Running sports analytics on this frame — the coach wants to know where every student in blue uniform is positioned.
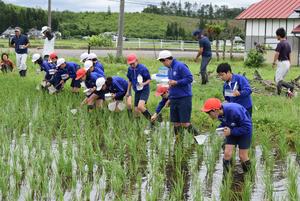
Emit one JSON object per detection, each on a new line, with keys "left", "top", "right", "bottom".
{"left": 151, "top": 84, "right": 169, "bottom": 122}
{"left": 216, "top": 63, "right": 253, "bottom": 117}
{"left": 31, "top": 53, "right": 56, "bottom": 83}
{"left": 201, "top": 98, "right": 252, "bottom": 177}
{"left": 87, "top": 53, "right": 105, "bottom": 73}
{"left": 75, "top": 68, "right": 104, "bottom": 111}
{"left": 157, "top": 50, "right": 200, "bottom": 138}
{"left": 126, "top": 53, "right": 152, "bottom": 120}
{"left": 84, "top": 60, "right": 105, "bottom": 77}
{"left": 100, "top": 76, "right": 128, "bottom": 101}
{"left": 56, "top": 58, "right": 81, "bottom": 93}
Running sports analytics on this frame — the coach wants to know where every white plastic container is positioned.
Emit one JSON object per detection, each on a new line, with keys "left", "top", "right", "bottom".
{"left": 105, "top": 93, "right": 113, "bottom": 101}
{"left": 216, "top": 127, "right": 225, "bottom": 135}
{"left": 136, "top": 74, "right": 143, "bottom": 91}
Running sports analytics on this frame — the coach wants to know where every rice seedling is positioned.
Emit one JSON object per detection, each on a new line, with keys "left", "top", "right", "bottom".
{"left": 287, "top": 157, "right": 299, "bottom": 201}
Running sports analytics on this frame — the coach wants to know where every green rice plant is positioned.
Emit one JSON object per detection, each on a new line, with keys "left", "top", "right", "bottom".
{"left": 287, "top": 158, "right": 299, "bottom": 201}
{"left": 263, "top": 168, "right": 274, "bottom": 201}
{"left": 241, "top": 174, "right": 253, "bottom": 201}
{"left": 277, "top": 130, "right": 288, "bottom": 160}
{"left": 220, "top": 170, "right": 233, "bottom": 201}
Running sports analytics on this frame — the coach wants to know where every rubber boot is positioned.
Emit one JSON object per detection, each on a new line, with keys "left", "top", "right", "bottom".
{"left": 23, "top": 69, "right": 27, "bottom": 77}
{"left": 19, "top": 70, "right": 23, "bottom": 77}
{"left": 142, "top": 110, "right": 152, "bottom": 121}
{"left": 223, "top": 159, "right": 233, "bottom": 179}
{"left": 200, "top": 72, "right": 207, "bottom": 85}
{"left": 241, "top": 160, "right": 251, "bottom": 173}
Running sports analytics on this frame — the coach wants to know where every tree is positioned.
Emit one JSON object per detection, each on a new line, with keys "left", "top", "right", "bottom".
{"left": 207, "top": 22, "right": 224, "bottom": 61}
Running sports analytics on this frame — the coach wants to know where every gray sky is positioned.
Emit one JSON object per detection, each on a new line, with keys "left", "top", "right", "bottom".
{"left": 3, "top": 0, "right": 260, "bottom": 12}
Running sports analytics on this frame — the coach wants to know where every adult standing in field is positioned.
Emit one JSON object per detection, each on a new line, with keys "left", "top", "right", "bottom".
{"left": 201, "top": 98, "right": 252, "bottom": 177}
{"left": 126, "top": 53, "right": 152, "bottom": 120}
{"left": 157, "top": 50, "right": 199, "bottom": 138}
{"left": 217, "top": 63, "right": 253, "bottom": 117}
{"left": 272, "top": 27, "right": 294, "bottom": 97}
{"left": 10, "top": 27, "right": 30, "bottom": 77}
{"left": 41, "top": 26, "right": 55, "bottom": 60}
{"left": 193, "top": 29, "right": 212, "bottom": 85}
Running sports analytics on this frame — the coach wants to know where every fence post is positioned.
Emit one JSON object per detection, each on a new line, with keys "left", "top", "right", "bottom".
{"left": 160, "top": 40, "right": 163, "bottom": 49}
{"left": 180, "top": 40, "right": 184, "bottom": 50}
{"left": 138, "top": 38, "right": 141, "bottom": 49}
{"left": 115, "top": 39, "right": 118, "bottom": 48}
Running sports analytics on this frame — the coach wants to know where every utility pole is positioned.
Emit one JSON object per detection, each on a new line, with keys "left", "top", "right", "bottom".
{"left": 48, "top": 0, "right": 52, "bottom": 28}
{"left": 116, "top": 0, "right": 125, "bottom": 58}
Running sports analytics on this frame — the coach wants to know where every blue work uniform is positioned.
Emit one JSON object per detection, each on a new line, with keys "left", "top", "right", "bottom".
{"left": 168, "top": 59, "right": 193, "bottom": 123}
{"left": 223, "top": 74, "right": 253, "bottom": 116}
{"left": 109, "top": 76, "right": 128, "bottom": 101}
{"left": 94, "top": 61, "right": 105, "bottom": 73}
{"left": 126, "top": 63, "right": 151, "bottom": 107}
{"left": 218, "top": 103, "right": 252, "bottom": 149}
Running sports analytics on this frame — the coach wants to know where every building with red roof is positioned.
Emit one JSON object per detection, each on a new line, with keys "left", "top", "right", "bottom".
{"left": 236, "top": 0, "right": 300, "bottom": 65}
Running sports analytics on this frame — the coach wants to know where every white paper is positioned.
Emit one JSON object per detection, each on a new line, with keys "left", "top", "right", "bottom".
{"left": 194, "top": 135, "right": 208, "bottom": 145}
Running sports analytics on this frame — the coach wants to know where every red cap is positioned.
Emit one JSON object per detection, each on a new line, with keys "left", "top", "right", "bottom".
{"left": 127, "top": 53, "right": 137, "bottom": 64}
{"left": 49, "top": 52, "right": 57, "bottom": 59}
{"left": 201, "top": 98, "right": 222, "bottom": 112}
{"left": 155, "top": 84, "right": 169, "bottom": 96}
{"left": 75, "top": 68, "right": 86, "bottom": 80}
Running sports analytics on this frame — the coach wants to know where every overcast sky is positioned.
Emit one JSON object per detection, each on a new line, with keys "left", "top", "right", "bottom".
{"left": 3, "top": 0, "right": 260, "bottom": 12}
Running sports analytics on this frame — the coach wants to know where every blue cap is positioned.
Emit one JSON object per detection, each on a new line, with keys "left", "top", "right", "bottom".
{"left": 192, "top": 29, "right": 202, "bottom": 36}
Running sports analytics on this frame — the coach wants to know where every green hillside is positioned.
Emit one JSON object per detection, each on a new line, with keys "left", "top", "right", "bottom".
{"left": 0, "top": 0, "right": 244, "bottom": 39}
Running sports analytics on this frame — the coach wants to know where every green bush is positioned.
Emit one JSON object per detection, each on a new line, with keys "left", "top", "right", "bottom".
{"left": 244, "top": 49, "right": 265, "bottom": 68}
{"left": 87, "top": 34, "right": 113, "bottom": 47}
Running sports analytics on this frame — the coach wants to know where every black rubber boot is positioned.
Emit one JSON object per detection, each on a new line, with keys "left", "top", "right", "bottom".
{"left": 23, "top": 69, "right": 27, "bottom": 77}
{"left": 186, "top": 125, "right": 200, "bottom": 136}
{"left": 223, "top": 159, "right": 233, "bottom": 178}
{"left": 200, "top": 72, "right": 207, "bottom": 85}
{"left": 241, "top": 160, "right": 251, "bottom": 173}
{"left": 142, "top": 110, "right": 152, "bottom": 121}
{"left": 19, "top": 70, "right": 23, "bottom": 77}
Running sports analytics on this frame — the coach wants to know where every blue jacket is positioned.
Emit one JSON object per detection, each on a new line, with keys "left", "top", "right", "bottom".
{"left": 127, "top": 63, "right": 151, "bottom": 92}
{"left": 11, "top": 34, "right": 29, "bottom": 54}
{"left": 199, "top": 36, "right": 212, "bottom": 57}
{"left": 223, "top": 74, "right": 252, "bottom": 110}
{"left": 168, "top": 59, "right": 193, "bottom": 99}
{"left": 95, "top": 61, "right": 104, "bottom": 73}
{"left": 39, "top": 60, "right": 53, "bottom": 80}
{"left": 109, "top": 76, "right": 128, "bottom": 99}
{"left": 85, "top": 72, "right": 103, "bottom": 88}
{"left": 155, "top": 97, "right": 168, "bottom": 113}
{"left": 65, "top": 62, "right": 80, "bottom": 79}
{"left": 218, "top": 103, "right": 252, "bottom": 136}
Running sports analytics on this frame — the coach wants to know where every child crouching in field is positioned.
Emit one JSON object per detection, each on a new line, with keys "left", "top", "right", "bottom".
{"left": 0, "top": 53, "right": 14, "bottom": 73}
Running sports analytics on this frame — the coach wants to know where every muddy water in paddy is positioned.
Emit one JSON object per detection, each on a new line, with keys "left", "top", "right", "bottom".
{"left": 5, "top": 124, "right": 300, "bottom": 200}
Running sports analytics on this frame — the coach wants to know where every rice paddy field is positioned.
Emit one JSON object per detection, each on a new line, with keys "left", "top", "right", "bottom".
{"left": 0, "top": 53, "right": 300, "bottom": 201}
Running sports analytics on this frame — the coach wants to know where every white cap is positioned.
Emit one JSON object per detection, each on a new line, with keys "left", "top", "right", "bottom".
{"left": 41, "top": 26, "right": 49, "bottom": 34}
{"left": 80, "top": 52, "right": 89, "bottom": 62}
{"left": 56, "top": 58, "right": 66, "bottom": 67}
{"left": 84, "top": 60, "right": 93, "bottom": 70}
{"left": 32, "top": 53, "right": 41, "bottom": 62}
{"left": 157, "top": 50, "right": 172, "bottom": 60}
{"left": 96, "top": 77, "right": 106, "bottom": 91}
{"left": 87, "top": 53, "right": 97, "bottom": 60}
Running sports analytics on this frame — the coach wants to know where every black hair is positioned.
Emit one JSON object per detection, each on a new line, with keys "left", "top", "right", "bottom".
{"left": 1, "top": 53, "right": 9, "bottom": 60}
{"left": 276, "top": 28, "right": 286, "bottom": 38}
{"left": 216, "top": 63, "right": 232, "bottom": 74}
{"left": 106, "top": 76, "right": 113, "bottom": 87}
